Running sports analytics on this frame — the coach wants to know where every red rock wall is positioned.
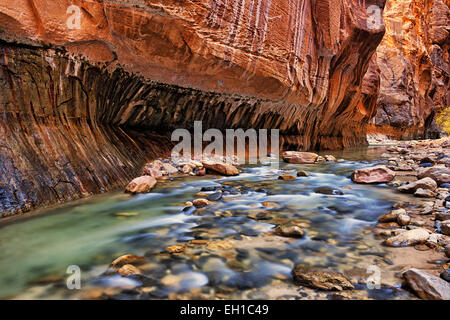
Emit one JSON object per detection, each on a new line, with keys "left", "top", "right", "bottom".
{"left": 0, "top": 0, "right": 386, "bottom": 215}
{"left": 368, "top": 0, "right": 449, "bottom": 139}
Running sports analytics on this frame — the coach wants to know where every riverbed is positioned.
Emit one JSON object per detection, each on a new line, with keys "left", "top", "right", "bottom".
{"left": 0, "top": 146, "right": 420, "bottom": 299}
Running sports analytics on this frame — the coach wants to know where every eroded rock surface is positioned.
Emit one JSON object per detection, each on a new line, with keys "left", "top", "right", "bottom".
{"left": 367, "top": 0, "right": 449, "bottom": 139}
{"left": 0, "top": 0, "right": 387, "bottom": 215}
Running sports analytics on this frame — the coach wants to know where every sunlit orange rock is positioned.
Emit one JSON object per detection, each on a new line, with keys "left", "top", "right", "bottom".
{"left": 368, "top": 0, "right": 449, "bottom": 140}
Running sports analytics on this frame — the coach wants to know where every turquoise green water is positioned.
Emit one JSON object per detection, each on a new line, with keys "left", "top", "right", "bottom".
{"left": 0, "top": 147, "right": 415, "bottom": 299}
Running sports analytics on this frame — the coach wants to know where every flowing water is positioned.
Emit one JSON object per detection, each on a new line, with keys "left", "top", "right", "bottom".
{"left": 0, "top": 146, "right": 417, "bottom": 299}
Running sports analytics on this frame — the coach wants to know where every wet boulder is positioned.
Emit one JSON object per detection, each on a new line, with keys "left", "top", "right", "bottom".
{"left": 282, "top": 151, "right": 319, "bottom": 164}
{"left": 125, "top": 176, "right": 157, "bottom": 194}
{"left": 202, "top": 160, "right": 239, "bottom": 176}
{"left": 402, "top": 268, "right": 450, "bottom": 300}
{"left": 351, "top": 165, "right": 395, "bottom": 184}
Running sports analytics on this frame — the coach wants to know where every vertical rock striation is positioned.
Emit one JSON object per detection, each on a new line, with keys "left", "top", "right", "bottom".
{"left": 0, "top": 0, "right": 386, "bottom": 216}
{"left": 368, "top": 0, "right": 449, "bottom": 139}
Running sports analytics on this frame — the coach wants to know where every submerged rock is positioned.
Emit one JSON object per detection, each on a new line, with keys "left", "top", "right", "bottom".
{"left": 193, "top": 198, "right": 212, "bottom": 207}
{"left": 206, "top": 240, "right": 234, "bottom": 250}
{"left": 207, "top": 192, "right": 223, "bottom": 201}
{"left": 278, "top": 175, "right": 296, "bottom": 180}
{"left": 110, "top": 255, "right": 146, "bottom": 270}
{"left": 351, "top": 166, "right": 395, "bottom": 184}
{"left": 292, "top": 265, "right": 354, "bottom": 291}
{"left": 402, "top": 268, "right": 450, "bottom": 300}
{"left": 118, "top": 264, "right": 142, "bottom": 277}
{"left": 314, "top": 187, "right": 344, "bottom": 196}
{"left": 125, "top": 176, "right": 157, "bottom": 194}
{"left": 274, "top": 225, "right": 305, "bottom": 238}
{"left": 384, "top": 228, "right": 430, "bottom": 247}
{"left": 282, "top": 151, "right": 318, "bottom": 164}
{"left": 297, "top": 170, "right": 310, "bottom": 177}
{"left": 165, "top": 245, "right": 186, "bottom": 254}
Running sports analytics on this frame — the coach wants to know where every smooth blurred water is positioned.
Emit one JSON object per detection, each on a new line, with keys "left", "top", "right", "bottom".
{"left": 0, "top": 146, "right": 415, "bottom": 299}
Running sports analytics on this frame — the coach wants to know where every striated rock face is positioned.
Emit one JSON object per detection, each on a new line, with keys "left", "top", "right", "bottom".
{"left": 0, "top": 0, "right": 386, "bottom": 215}
{"left": 367, "top": 0, "right": 449, "bottom": 139}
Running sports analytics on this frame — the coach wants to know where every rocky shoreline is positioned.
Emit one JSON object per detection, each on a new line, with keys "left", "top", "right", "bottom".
{"left": 94, "top": 138, "right": 450, "bottom": 300}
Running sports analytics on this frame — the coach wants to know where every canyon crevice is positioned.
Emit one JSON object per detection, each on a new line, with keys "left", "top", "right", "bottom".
{"left": 368, "top": 0, "right": 449, "bottom": 139}
{"left": 0, "top": 0, "right": 388, "bottom": 216}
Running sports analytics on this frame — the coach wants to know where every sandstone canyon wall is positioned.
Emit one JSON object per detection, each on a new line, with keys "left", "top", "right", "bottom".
{"left": 0, "top": 0, "right": 386, "bottom": 216}
{"left": 368, "top": 0, "right": 449, "bottom": 139}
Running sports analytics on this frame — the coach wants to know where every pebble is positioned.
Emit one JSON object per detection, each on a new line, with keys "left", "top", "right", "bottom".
{"left": 165, "top": 245, "right": 186, "bottom": 253}
{"left": 206, "top": 240, "right": 234, "bottom": 250}
{"left": 193, "top": 199, "right": 212, "bottom": 208}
